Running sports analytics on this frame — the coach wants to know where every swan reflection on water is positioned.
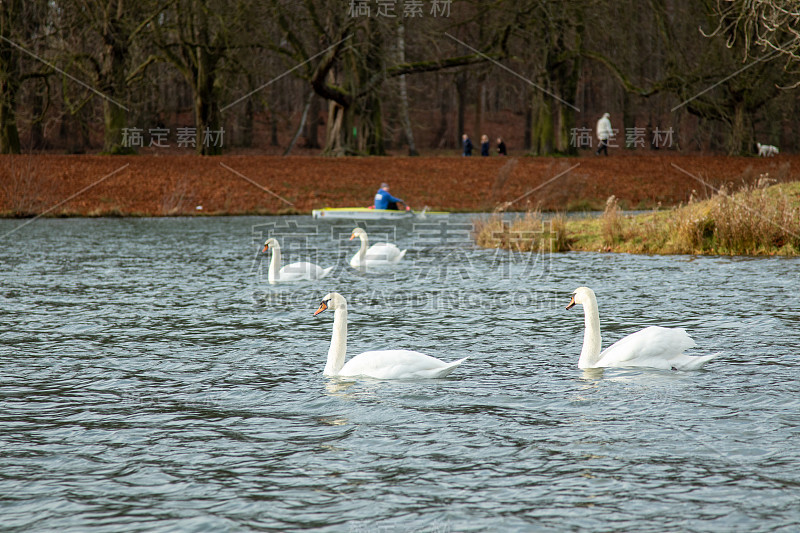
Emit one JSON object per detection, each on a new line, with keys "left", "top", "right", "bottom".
{"left": 579, "top": 368, "right": 605, "bottom": 382}
{"left": 324, "top": 378, "right": 359, "bottom": 398}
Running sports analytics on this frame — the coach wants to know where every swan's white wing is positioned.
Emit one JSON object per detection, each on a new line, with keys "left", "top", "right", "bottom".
{"left": 277, "top": 262, "right": 330, "bottom": 281}
{"left": 364, "top": 243, "right": 406, "bottom": 264}
{"left": 595, "top": 326, "right": 710, "bottom": 370}
{"left": 339, "top": 349, "right": 466, "bottom": 379}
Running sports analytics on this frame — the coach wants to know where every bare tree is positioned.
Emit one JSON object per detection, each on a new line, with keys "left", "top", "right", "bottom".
{"left": 0, "top": 0, "right": 51, "bottom": 153}
{"left": 709, "top": 0, "right": 800, "bottom": 64}
{"left": 152, "top": 0, "right": 265, "bottom": 155}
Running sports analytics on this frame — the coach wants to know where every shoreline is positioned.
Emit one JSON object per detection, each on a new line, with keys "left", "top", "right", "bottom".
{"left": 1, "top": 154, "right": 796, "bottom": 218}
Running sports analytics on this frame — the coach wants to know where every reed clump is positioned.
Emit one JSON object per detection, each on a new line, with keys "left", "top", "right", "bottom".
{"left": 474, "top": 210, "right": 570, "bottom": 253}
{"left": 602, "top": 195, "right": 625, "bottom": 246}
{"left": 475, "top": 177, "right": 800, "bottom": 256}
{"left": 667, "top": 177, "right": 800, "bottom": 255}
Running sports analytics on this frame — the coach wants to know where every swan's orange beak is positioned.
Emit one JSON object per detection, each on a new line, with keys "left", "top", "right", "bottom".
{"left": 262, "top": 244, "right": 269, "bottom": 253}
{"left": 349, "top": 234, "right": 355, "bottom": 241}
{"left": 314, "top": 302, "right": 328, "bottom": 316}
{"left": 566, "top": 295, "right": 576, "bottom": 310}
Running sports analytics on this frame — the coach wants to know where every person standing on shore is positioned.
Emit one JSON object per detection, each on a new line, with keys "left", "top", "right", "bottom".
{"left": 497, "top": 137, "right": 507, "bottom": 155}
{"left": 462, "top": 133, "right": 473, "bottom": 156}
{"left": 595, "top": 113, "right": 612, "bottom": 156}
{"left": 480, "top": 134, "right": 490, "bottom": 156}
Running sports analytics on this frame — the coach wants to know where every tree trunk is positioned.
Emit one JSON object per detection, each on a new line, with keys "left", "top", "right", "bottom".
{"left": 0, "top": 74, "right": 21, "bottom": 154}
{"left": 434, "top": 85, "right": 450, "bottom": 149}
{"left": 193, "top": 46, "right": 222, "bottom": 155}
{"left": 303, "top": 94, "right": 320, "bottom": 149}
{"left": 622, "top": 91, "right": 633, "bottom": 151}
{"left": 554, "top": 59, "right": 581, "bottom": 155}
{"left": 396, "top": 19, "right": 418, "bottom": 156}
{"left": 324, "top": 100, "right": 345, "bottom": 156}
{"left": 270, "top": 111, "right": 279, "bottom": 146}
{"left": 285, "top": 89, "right": 314, "bottom": 155}
{"left": 240, "top": 74, "right": 254, "bottom": 148}
{"left": 524, "top": 88, "right": 532, "bottom": 151}
{"left": 0, "top": 0, "right": 22, "bottom": 154}
{"left": 474, "top": 76, "right": 485, "bottom": 146}
{"left": 555, "top": 102, "right": 576, "bottom": 154}
{"left": 30, "top": 84, "right": 45, "bottom": 149}
{"left": 99, "top": 0, "right": 130, "bottom": 154}
{"left": 364, "top": 93, "right": 385, "bottom": 155}
{"left": 531, "top": 92, "right": 554, "bottom": 156}
{"left": 455, "top": 72, "right": 467, "bottom": 144}
{"left": 729, "top": 97, "right": 751, "bottom": 155}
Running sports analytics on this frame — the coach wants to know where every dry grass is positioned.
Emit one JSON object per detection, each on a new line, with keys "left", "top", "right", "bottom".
{"left": 668, "top": 176, "right": 800, "bottom": 255}
{"left": 475, "top": 176, "right": 800, "bottom": 256}
{"left": 0, "top": 155, "right": 53, "bottom": 216}
{"left": 602, "top": 195, "right": 624, "bottom": 246}
{"left": 474, "top": 210, "right": 569, "bottom": 253}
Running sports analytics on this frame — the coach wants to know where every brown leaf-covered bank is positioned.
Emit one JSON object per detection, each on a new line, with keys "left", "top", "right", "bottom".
{"left": 0, "top": 154, "right": 795, "bottom": 217}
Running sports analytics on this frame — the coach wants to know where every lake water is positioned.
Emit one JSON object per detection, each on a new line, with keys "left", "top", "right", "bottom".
{"left": 1, "top": 215, "right": 798, "bottom": 532}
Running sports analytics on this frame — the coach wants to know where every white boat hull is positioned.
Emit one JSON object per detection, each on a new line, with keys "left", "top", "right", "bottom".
{"left": 311, "top": 207, "right": 448, "bottom": 220}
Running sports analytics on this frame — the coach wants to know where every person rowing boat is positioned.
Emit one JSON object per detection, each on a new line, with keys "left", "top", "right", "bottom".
{"left": 374, "top": 183, "right": 407, "bottom": 211}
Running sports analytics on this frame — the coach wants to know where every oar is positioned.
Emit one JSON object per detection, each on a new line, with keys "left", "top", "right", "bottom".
{"left": 401, "top": 202, "right": 417, "bottom": 216}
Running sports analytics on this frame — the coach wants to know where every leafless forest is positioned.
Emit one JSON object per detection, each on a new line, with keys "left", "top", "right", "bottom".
{"left": 1, "top": 0, "right": 798, "bottom": 156}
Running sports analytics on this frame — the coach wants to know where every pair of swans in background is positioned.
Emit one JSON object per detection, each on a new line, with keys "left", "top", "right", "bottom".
{"left": 312, "top": 287, "right": 718, "bottom": 380}
{"left": 261, "top": 227, "right": 405, "bottom": 284}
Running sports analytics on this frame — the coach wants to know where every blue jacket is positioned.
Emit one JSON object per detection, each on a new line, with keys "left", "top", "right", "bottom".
{"left": 374, "top": 188, "right": 403, "bottom": 209}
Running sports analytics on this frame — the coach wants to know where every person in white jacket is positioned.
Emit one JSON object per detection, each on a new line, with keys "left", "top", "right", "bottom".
{"left": 595, "top": 113, "right": 612, "bottom": 156}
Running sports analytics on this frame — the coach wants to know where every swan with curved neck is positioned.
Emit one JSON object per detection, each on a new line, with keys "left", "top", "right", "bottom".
{"left": 314, "top": 292, "right": 466, "bottom": 379}
{"left": 349, "top": 228, "right": 406, "bottom": 269}
{"left": 566, "top": 286, "right": 718, "bottom": 370}
{"left": 262, "top": 238, "right": 333, "bottom": 284}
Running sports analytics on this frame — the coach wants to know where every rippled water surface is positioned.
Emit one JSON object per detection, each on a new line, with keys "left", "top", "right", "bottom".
{"left": 1, "top": 215, "right": 798, "bottom": 532}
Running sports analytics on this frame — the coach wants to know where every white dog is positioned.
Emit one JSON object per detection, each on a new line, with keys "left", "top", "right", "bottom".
{"left": 757, "top": 142, "right": 779, "bottom": 157}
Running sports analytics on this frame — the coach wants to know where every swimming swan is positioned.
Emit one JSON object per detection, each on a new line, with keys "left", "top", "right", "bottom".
{"left": 349, "top": 227, "right": 406, "bottom": 268}
{"left": 314, "top": 292, "right": 466, "bottom": 379}
{"left": 566, "top": 287, "right": 718, "bottom": 370}
{"left": 262, "top": 238, "right": 333, "bottom": 284}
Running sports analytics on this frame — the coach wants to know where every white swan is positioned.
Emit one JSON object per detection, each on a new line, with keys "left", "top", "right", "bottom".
{"left": 262, "top": 238, "right": 333, "bottom": 284}
{"left": 314, "top": 292, "right": 467, "bottom": 379}
{"left": 566, "top": 287, "right": 718, "bottom": 370}
{"left": 349, "top": 227, "right": 406, "bottom": 268}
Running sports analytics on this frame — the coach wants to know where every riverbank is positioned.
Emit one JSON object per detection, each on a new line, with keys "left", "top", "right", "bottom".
{"left": 0, "top": 153, "right": 796, "bottom": 217}
{"left": 475, "top": 179, "right": 800, "bottom": 256}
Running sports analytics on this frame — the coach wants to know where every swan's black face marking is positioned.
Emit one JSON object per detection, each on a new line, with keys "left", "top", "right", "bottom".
{"left": 566, "top": 294, "right": 577, "bottom": 310}
{"left": 314, "top": 299, "right": 331, "bottom": 316}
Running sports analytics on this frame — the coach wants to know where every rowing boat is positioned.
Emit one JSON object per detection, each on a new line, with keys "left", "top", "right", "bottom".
{"left": 311, "top": 207, "right": 449, "bottom": 220}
